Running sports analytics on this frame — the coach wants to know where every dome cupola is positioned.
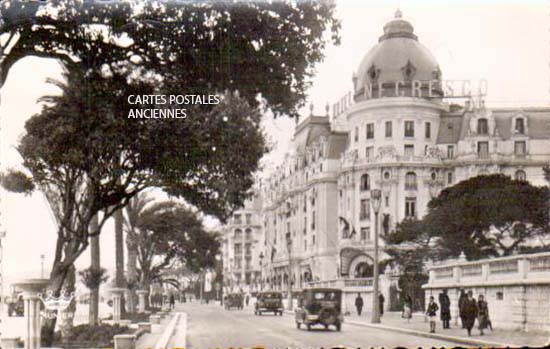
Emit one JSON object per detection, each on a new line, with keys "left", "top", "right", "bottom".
{"left": 354, "top": 10, "right": 443, "bottom": 101}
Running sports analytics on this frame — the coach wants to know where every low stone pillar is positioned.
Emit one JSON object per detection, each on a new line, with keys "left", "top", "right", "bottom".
{"left": 149, "top": 314, "right": 161, "bottom": 324}
{"left": 136, "top": 290, "right": 148, "bottom": 313}
{"left": 114, "top": 334, "right": 136, "bottom": 349}
{"left": 23, "top": 292, "right": 42, "bottom": 349}
{"left": 109, "top": 288, "right": 126, "bottom": 322}
{"left": 138, "top": 322, "right": 152, "bottom": 333}
{"left": 12, "top": 279, "right": 49, "bottom": 349}
{"left": 1, "top": 337, "right": 19, "bottom": 349}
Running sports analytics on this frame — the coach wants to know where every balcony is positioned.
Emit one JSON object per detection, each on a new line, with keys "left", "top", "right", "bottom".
{"left": 307, "top": 277, "right": 373, "bottom": 289}
{"left": 339, "top": 238, "right": 372, "bottom": 249}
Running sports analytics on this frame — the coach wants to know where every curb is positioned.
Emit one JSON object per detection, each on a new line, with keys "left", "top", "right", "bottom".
{"left": 346, "top": 320, "right": 514, "bottom": 348}
{"left": 153, "top": 312, "right": 181, "bottom": 349}
{"left": 286, "top": 310, "right": 514, "bottom": 347}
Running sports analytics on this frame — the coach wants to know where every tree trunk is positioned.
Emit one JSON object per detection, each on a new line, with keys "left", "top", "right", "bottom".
{"left": 126, "top": 238, "right": 138, "bottom": 313}
{"left": 114, "top": 208, "right": 126, "bottom": 315}
{"left": 89, "top": 214, "right": 100, "bottom": 326}
{"left": 59, "top": 264, "right": 76, "bottom": 341}
{"left": 115, "top": 208, "right": 124, "bottom": 287}
{"left": 41, "top": 264, "right": 70, "bottom": 347}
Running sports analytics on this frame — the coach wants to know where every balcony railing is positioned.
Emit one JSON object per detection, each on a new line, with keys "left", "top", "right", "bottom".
{"left": 307, "top": 277, "right": 373, "bottom": 289}
{"left": 424, "top": 252, "right": 550, "bottom": 288}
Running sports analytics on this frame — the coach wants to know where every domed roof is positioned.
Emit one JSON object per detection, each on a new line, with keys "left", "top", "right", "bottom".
{"left": 354, "top": 10, "right": 441, "bottom": 92}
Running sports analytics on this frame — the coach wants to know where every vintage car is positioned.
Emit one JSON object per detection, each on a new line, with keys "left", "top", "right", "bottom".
{"left": 7, "top": 293, "right": 24, "bottom": 317}
{"left": 295, "top": 288, "right": 343, "bottom": 331}
{"left": 224, "top": 293, "right": 244, "bottom": 310}
{"left": 254, "top": 291, "right": 284, "bottom": 316}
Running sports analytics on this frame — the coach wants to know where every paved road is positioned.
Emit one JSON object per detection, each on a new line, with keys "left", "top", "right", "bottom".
{"left": 182, "top": 302, "right": 461, "bottom": 348}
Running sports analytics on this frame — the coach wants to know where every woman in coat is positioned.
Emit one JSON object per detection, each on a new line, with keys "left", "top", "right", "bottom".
{"left": 477, "top": 295, "right": 490, "bottom": 335}
{"left": 458, "top": 289, "right": 467, "bottom": 328}
{"left": 462, "top": 291, "right": 479, "bottom": 336}
{"left": 439, "top": 289, "right": 451, "bottom": 329}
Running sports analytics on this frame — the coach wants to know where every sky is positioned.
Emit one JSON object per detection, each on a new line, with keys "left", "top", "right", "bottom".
{"left": 1, "top": 0, "right": 550, "bottom": 289}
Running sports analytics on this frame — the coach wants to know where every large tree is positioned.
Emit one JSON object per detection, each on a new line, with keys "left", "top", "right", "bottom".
{"left": 385, "top": 174, "right": 550, "bottom": 263}
{"left": 0, "top": 0, "right": 340, "bottom": 117}
{"left": 130, "top": 201, "right": 220, "bottom": 298}
{"left": 3, "top": 66, "right": 265, "bottom": 343}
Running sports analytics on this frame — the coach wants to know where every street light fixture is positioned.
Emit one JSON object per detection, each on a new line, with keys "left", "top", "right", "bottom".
{"left": 370, "top": 188, "right": 382, "bottom": 324}
{"left": 285, "top": 232, "right": 293, "bottom": 310}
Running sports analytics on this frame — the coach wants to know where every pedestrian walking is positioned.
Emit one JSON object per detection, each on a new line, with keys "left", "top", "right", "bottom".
{"left": 425, "top": 296, "right": 439, "bottom": 333}
{"left": 169, "top": 293, "right": 175, "bottom": 309}
{"left": 245, "top": 294, "right": 250, "bottom": 307}
{"left": 355, "top": 293, "right": 364, "bottom": 316}
{"left": 439, "top": 289, "right": 451, "bottom": 329}
{"left": 462, "top": 291, "right": 478, "bottom": 336}
{"left": 402, "top": 294, "right": 412, "bottom": 323}
{"left": 458, "top": 289, "right": 467, "bottom": 328}
{"left": 477, "top": 295, "right": 490, "bottom": 335}
{"left": 379, "top": 294, "right": 385, "bottom": 316}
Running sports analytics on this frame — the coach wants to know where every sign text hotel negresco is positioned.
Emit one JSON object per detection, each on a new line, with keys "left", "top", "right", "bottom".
{"left": 333, "top": 79, "right": 488, "bottom": 118}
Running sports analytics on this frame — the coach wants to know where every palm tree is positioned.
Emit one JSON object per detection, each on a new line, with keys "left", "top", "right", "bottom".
{"left": 123, "top": 193, "right": 153, "bottom": 312}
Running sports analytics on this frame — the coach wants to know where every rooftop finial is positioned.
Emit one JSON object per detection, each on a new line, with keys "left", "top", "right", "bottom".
{"left": 325, "top": 102, "right": 330, "bottom": 117}
{"left": 395, "top": 8, "right": 402, "bottom": 19}
{"left": 309, "top": 103, "right": 314, "bottom": 116}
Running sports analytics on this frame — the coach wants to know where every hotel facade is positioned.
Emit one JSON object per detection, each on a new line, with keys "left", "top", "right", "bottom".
{"left": 222, "top": 11, "right": 550, "bottom": 312}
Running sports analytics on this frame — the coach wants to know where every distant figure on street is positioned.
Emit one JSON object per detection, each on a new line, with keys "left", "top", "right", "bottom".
{"left": 355, "top": 293, "right": 364, "bottom": 316}
{"left": 245, "top": 294, "right": 250, "bottom": 306}
{"left": 378, "top": 294, "right": 385, "bottom": 316}
{"left": 439, "top": 289, "right": 451, "bottom": 329}
{"left": 462, "top": 291, "right": 479, "bottom": 336}
{"left": 169, "top": 294, "right": 175, "bottom": 309}
{"left": 458, "top": 289, "right": 467, "bottom": 328}
{"left": 425, "top": 296, "right": 439, "bottom": 333}
{"left": 402, "top": 294, "right": 412, "bottom": 322}
{"left": 477, "top": 295, "right": 490, "bottom": 335}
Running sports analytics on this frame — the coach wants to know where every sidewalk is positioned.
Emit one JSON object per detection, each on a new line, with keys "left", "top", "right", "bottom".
{"left": 344, "top": 311, "right": 548, "bottom": 347}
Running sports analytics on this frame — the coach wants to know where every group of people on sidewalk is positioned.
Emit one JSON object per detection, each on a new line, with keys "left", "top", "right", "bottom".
{"left": 354, "top": 293, "right": 385, "bottom": 316}
{"left": 426, "top": 289, "right": 492, "bottom": 336}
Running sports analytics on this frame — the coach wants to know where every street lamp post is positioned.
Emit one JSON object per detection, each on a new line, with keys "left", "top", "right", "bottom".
{"left": 285, "top": 232, "right": 292, "bottom": 310}
{"left": 370, "top": 189, "right": 382, "bottom": 324}
{"left": 259, "top": 252, "right": 264, "bottom": 291}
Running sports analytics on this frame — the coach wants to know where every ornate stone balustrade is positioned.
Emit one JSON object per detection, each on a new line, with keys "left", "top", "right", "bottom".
{"left": 425, "top": 252, "right": 550, "bottom": 288}
{"left": 423, "top": 252, "right": 550, "bottom": 332}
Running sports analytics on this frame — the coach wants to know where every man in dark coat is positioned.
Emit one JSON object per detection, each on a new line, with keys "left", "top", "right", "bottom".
{"left": 379, "top": 294, "right": 385, "bottom": 316}
{"left": 458, "top": 289, "right": 467, "bottom": 328}
{"left": 355, "top": 293, "right": 364, "bottom": 316}
{"left": 462, "top": 291, "right": 478, "bottom": 336}
{"left": 439, "top": 289, "right": 451, "bottom": 329}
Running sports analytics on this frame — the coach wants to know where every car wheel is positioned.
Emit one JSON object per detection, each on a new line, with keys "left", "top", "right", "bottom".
{"left": 296, "top": 322, "right": 301, "bottom": 329}
{"left": 280, "top": 311, "right": 283, "bottom": 316}
{"left": 307, "top": 324, "right": 311, "bottom": 331}
{"left": 324, "top": 324, "right": 329, "bottom": 330}
{"left": 259, "top": 311, "right": 262, "bottom": 315}
{"left": 336, "top": 322, "right": 341, "bottom": 332}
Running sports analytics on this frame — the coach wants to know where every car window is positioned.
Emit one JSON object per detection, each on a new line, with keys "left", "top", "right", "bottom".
{"left": 313, "top": 292, "right": 326, "bottom": 300}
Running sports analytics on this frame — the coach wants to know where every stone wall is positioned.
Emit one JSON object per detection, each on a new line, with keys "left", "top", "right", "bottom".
{"left": 423, "top": 252, "right": 550, "bottom": 332}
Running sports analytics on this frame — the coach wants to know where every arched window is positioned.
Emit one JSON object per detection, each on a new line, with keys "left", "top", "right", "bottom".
{"left": 405, "top": 172, "right": 417, "bottom": 190}
{"left": 477, "top": 118, "right": 489, "bottom": 135}
{"left": 515, "top": 170, "right": 527, "bottom": 181}
{"left": 360, "top": 174, "right": 370, "bottom": 191}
